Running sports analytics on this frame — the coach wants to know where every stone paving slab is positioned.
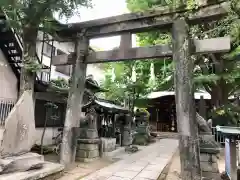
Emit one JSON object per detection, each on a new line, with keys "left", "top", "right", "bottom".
{"left": 81, "top": 139, "right": 178, "bottom": 180}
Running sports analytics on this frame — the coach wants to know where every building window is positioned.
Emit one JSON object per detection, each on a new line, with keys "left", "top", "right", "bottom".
{"left": 35, "top": 100, "right": 66, "bottom": 127}
{"left": 43, "top": 42, "right": 56, "bottom": 57}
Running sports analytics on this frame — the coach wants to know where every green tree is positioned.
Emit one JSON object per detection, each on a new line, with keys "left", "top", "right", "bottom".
{"left": 0, "top": 0, "right": 92, "bottom": 96}
{"left": 101, "top": 54, "right": 173, "bottom": 104}
{"left": 127, "top": 0, "right": 240, "bottom": 113}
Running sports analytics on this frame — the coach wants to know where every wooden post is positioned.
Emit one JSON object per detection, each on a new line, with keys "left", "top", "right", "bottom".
{"left": 172, "top": 17, "right": 201, "bottom": 180}
{"left": 113, "top": 114, "right": 117, "bottom": 137}
{"left": 60, "top": 35, "right": 89, "bottom": 168}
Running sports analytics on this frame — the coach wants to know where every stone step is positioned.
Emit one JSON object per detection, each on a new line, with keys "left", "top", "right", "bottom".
{"left": 0, "top": 161, "right": 64, "bottom": 180}
{"left": 0, "top": 153, "right": 44, "bottom": 174}
{"left": 2, "top": 152, "right": 44, "bottom": 162}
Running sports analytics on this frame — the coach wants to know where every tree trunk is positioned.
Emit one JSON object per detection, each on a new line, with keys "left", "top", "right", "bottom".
{"left": 173, "top": 18, "right": 201, "bottom": 180}
{"left": 211, "top": 82, "right": 228, "bottom": 109}
{"left": 210, "top": 57, "right": 229, "bottom": 109}
{"left": 60, "top": 36, "right": 89, "bottom": 168}
{"left": 20, "top": 25, "right": 38, "bottom": 98}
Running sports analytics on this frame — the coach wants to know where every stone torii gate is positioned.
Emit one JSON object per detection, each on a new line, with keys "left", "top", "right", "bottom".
{"left": 53, "top": 1, "right": 230, "bottom": 179}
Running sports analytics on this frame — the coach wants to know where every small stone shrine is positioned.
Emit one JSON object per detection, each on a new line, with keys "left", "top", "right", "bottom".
{"left": 81, "top": 98, "right": 130, "bottom": 153}
{"left": 76, "top": 108, "right": 100, "bottom": 162}
{"left": 132, "top": 109, "right": 151, "bottom": 145}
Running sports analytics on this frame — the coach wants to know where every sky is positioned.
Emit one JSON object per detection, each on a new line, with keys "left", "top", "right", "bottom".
{"left": 59, "top": 0, "right": 137, "bottom": 50}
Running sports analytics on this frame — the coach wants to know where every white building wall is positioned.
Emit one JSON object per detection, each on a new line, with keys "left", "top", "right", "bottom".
{"left": 35, "top": 127, "right": 60, "bottom": 146}
{"left": 0, "top": 49, "right": 18, "bottom": 100}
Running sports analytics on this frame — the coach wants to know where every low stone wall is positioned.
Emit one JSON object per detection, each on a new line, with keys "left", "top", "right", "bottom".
{"left": 101, "top": 138, "right": 116, "bottom": 152}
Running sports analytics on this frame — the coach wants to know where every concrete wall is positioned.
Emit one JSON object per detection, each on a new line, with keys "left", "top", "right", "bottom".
{"left": 0, "top": 49, "right": 18, "bottom": 100}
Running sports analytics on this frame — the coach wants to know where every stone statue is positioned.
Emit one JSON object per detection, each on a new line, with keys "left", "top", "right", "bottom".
{"left": 132, "top": 110, "right": 153, "bottom": 145}
{"left": 196, "top": 112, "right": 212, "bottom": 133}
{"left": 196, "top": 113, "right": 221, "bottom": 179}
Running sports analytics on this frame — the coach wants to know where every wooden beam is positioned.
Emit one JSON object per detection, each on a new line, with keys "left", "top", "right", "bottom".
{"left": 172, "top": 17, "right": 201, "bottom": 179}
{"left": 52, "top": 36, "right": 230, "bottom": 65}
{"left": 59, "top": 2, "right": 229, "bottom": 38}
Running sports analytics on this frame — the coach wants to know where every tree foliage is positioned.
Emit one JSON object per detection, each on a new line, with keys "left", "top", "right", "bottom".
{"left": 100, "top": 0, "right": 240, "bottom": 122}
{"left": 100, "top": 56, "right": 174, "bottom": 103}
{"left": 0, "top": 0, "right": 92, "bottom": 94}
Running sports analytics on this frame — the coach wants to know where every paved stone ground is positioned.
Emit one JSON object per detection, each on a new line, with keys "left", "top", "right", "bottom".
{"left": 81, "top": 139, "right": 178, "bottom": 180}
{"left": 57, "top": 159, "right": 114, "bottom": 180}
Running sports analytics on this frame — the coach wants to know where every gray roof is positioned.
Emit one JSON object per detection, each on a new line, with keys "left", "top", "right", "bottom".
{"left": 82, "top": 99, "right": 129, "bottom": 113}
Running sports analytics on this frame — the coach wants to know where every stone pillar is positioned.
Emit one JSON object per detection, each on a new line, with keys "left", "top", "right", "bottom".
{"left": 122, "top": 114, "right": 132, "bottom": 146}
{"left": 60, "top": 36, "right": 89, "bottom": 167}
{"left": 172, "top": 17, "right": 201, "bottom": 179}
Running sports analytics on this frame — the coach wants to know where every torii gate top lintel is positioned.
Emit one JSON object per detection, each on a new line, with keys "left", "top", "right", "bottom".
{"left": 57, "top": 1, "right": 229, "bottom": 39}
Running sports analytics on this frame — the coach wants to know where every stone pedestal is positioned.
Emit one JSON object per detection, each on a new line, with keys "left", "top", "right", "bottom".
{"left": 200, "top": 153, "right": 219, "bottom": 178}
{"left": 122, "top": 127, "right": 132, "bottom": 146}
{"left": 76, "top": 139, "right": 100, "bottom": 162}
{"left": 132, "top": 124, "right": 149, "bottom": 145}
{"left": 76, "top": 127, "right": 100, "bottom": 162}
{"left": 101, "top": 138, "right": 116, "bottom": 152}
{"left": 199, "top": 134, "right": 221, "bottom": 179}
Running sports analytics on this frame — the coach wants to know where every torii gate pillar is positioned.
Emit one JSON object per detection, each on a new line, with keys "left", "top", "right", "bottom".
{"left": 173, "top": 17, "right": 201, "bottom": 180}
{"left": 60, "top": 36, "right": 89, "bottom": 168}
